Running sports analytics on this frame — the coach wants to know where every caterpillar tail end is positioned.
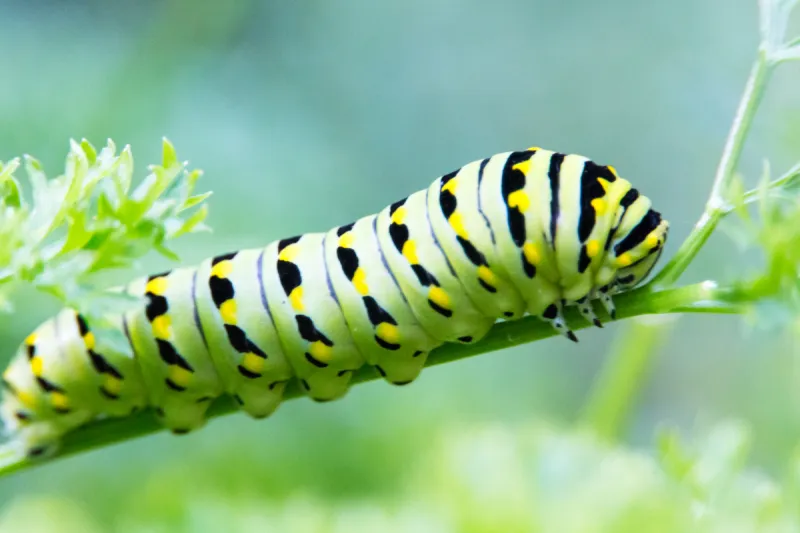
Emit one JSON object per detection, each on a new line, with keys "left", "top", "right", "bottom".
{"left": 0, "top": 401, "right": 61, "bottom": 464}
{"left": 0, "top": 424, "right": 60, "bottom": 470}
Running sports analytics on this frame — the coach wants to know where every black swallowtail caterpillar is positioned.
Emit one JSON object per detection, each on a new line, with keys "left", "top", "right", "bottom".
{"left": 0, "top": 147, "right": 669, "bottom": 458}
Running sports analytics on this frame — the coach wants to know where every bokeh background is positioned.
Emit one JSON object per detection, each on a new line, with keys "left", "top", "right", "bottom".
{"left": 0, "top": 0, "right": 799, "bottom": 531}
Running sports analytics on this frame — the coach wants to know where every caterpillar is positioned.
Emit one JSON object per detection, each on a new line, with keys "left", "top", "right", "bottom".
{"left": 0, "top": 147, "right": 669, "bottom": 459}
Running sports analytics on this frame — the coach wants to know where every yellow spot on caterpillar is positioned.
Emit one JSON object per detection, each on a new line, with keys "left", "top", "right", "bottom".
{"left": 512, "top": 159, "right": 531, "bottom": 175}
{"left": 17, "top": 391, "right": 35, "bottom": 408}
{"left": 30, "top": 356, "right": 43, "bottom": 377}
{"left": 211, "top": 260, "right": 233, "bottom": 279}
{"left": 448, "top": 212, "right": 468, "bottom": 238}
{"left": 402, "top": 240, "right": 418, "bottom": 264}
{"left": 220, "top": 299, "right": 237, "bottom": 325}
{"left": 586, "top": 239, "right": 601, "bottom": 258}
{"left": 152, "top": 315, "right": 172, "bottom": 341}
{"left": 352, "top": 268, "right": 369, "bottom": 295}
{"left": 339, "top": 232, "right": 354, "bottom": 248}
{"left": 288, "top": 287, "right": 305, "bottom": 312}
{"left": 523, "top": 242, "right": 541, "bottom": 266}
{"left": 308, "top": 341, "right": 332, "bottom": 362}
{"left": 278, "top": 244, "right": 299, "bottom": 262}
{"left": 507, "top": 190, "right": 530, "bottom": 213}
{"left": 51, "top": 391, "right": 69, "bottom": 410}
{"left": 646, "top": 234, "right": 659, "bottom": 248}
{"left": 376, "top": 323, "right": 400, "bottom": 345}
{"left": 617, "top": 253, "right": 633, "bottom": 267}
{"left": 527, "top": 146, "right": 542, "bottom": 151}
{"left": 146, "top": 276, "right": 168, "bottom": 296}
{"left": 241, "top": 352, "right": 265, "bottom": 374}
{"left": 83, "top": 332, "right": 95, "bottom": 350}
{"left": 477, "top": 265, "right": 497, "bottom": 287}
{"left": 607, "top": 166, "right": 620, "bottom": 178}
{"left": 104, "top": 375, "right": 122, "bottom": 396}
{"left": 168, "top": 365, "right": 192, "bottom": 388}
{"left": 391, "top": 206, "right": 407, "bottom": 225}
{"left": 597, "top": 177, "right": 612, "bottom": 192}
{"left": 24, "top": 333, "right": 37, "bottom": 346}
{"left": 442, "top": 177, "right": 458, "bottom": 194}
{"left": 591, "top": 197, "right": 607, "bottom": 215}
{"left": 428, "top": 286, "right": 451, "bottom": 310}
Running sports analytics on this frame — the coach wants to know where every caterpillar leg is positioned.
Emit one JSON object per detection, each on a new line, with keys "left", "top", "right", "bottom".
{"left": 597, "top": 285, "right": 617, "bottom": 320}
{"left": 576, "top": 297, "right": 603, "bottom": 328}
{"left": 542, "top": 302, "right": 577, "bottom": 342}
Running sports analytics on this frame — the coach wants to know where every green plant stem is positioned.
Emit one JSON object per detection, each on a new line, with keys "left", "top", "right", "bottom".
{"left": 734, "top": 161, "right": 800, "bottom": 211}
{"left": 0, "top": 280, "right": 736, "bottom": 478}
{"left": 580, "top": 317, "right": 674, "bottom": 440}
{"left": 652, "top": 51, "right": 773, "bottom": 288}
{"left": 581, "top": 45, "right": 776, "bottom": 441}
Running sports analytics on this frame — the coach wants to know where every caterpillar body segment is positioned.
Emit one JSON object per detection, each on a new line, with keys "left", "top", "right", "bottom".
{"left": 194, "top": 249, "right": 293, "bottom": 419}
{"left": 0, "top": 147, "right": 669, "bottom": 458}
{"left": 57, "top": 312, "right": 143, "bottom": 418}
{"left": 480, "top": 150, "right": 564, "bottom": 319}
{"left": 376, "top": 190, "right": 496, "bottom": 344}
{"left": 125, "top": 269, "right": 223, "bottom": 433}
{"left": 264, "top": 234, "right": 368, "bottom": 402}
{"left": 426, "top": 159, "right": 527, "bottom": 321}
{"left": 324, "top": 216, "right": 438, "bottom": 385}
{"left": 1, "top": 320, "right": 92, "bottom": 441}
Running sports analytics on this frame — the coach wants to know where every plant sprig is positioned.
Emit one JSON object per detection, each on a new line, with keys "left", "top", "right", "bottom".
{"left": 653, "top": 0, "right": 800, "bottom": 289}
{"left": 0, "top": 138, "right": 210, "bottom": 320}
{"left": 577, "top": 0, "right": 800, "bottom": 443}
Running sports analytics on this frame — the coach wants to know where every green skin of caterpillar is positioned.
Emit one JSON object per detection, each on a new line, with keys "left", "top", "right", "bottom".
{"left": 0, "top": 147, "right": 669, "bottom": 458}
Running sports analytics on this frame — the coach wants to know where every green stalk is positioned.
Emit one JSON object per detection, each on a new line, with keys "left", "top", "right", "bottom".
{"left": 581, "top": 39, "right": 779, "bottom": 440}
{"left": 652, "top": 51, "right": 773, "bottom": 288}
{"left": 0, "top": 280, "right": 736, "bottom": 478}
{"left": 580, "top": 317, "right": 674, "bottom": 440}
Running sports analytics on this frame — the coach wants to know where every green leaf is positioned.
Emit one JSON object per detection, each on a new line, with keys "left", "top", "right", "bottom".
{"left": 161, "top": 137, "right": 178, "bottom": 170}
{"left": 0, "top": 138, "right": 211, "bottom": 316}
{"left": 79, "top": 138, "right": 97, "bottom": 165}
{"left": 170, "top": 204, "right": 209, "bottom": 238}
{"left": 656, "top": 428, "right": 699, "bottom": 492}
{"left": 154, "top": 243, "right": 180, "bottom": 262}
{"left": 180, "top": 191, "right": 213, "bottom": 212}
{"left": 0, "top": 158, "right": 22, "bottom": 208}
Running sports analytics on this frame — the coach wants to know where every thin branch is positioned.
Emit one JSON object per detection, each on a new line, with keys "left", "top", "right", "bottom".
{"left": 730, "top": 161, "right": 800, "bottom": 213}
{"left": 580, "top": 317, "right": 675, "bottom": 440}
{"left": 578, "top": 0, "right": 800, "bottom": 442}
{"left": 652, "top": 51, "right": 773, "bottom": 288}
{"left": 0, "top": 280, "right": 735, "bottom": 478}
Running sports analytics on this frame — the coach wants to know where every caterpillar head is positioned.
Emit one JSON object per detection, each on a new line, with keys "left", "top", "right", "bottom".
{"left": 596, "top": 201, "right": 669, "bottom": 293}
{"left": 609, "top": 208, "right": 669, "bottom": 292}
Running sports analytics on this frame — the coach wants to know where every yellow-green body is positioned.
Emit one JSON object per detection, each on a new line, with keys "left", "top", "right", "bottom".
{"left": 0, "top": 147, "right": 669, "bottom": 457}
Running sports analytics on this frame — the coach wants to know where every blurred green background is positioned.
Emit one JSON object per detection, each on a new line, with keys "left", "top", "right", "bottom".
{"left": 0, "top": 0, "right": 799, "bottom": 531}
